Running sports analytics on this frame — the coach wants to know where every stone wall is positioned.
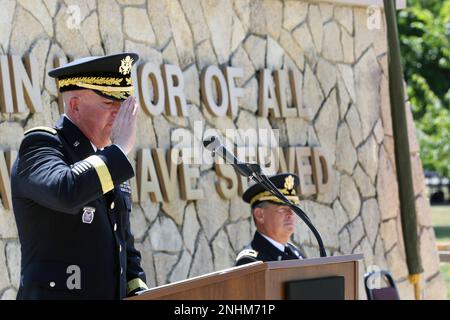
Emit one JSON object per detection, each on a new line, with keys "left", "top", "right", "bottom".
{"left": 0, "top": 0, "right": 446, "bottom": 299}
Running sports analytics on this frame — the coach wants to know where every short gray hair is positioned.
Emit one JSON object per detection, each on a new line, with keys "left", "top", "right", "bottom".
{"left": 251, "top": 201, "right": 270, "bottom": 224}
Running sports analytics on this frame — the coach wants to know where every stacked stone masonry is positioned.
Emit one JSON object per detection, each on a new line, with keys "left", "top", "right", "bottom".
{"left": 0, "top": 0, "right": 445, "bottom": 299}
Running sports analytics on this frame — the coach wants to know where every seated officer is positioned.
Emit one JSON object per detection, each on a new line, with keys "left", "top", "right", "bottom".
{"left": 235, "top": 173, "right": 306, "bottom": 266}
{"left": 11, "top": 53, "right": 148, "bottom": 299}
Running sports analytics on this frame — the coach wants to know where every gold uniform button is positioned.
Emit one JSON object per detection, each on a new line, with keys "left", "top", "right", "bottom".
{"left": 114, "top": 223, "right": 117, "bottom": 231}
{"left": 110, "top": 202, "right": 115, "bottom": 210}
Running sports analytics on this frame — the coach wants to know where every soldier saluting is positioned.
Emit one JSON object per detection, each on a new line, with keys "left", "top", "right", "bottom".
{"left": 11, "top": 53, "right": 148, "bottom": 299}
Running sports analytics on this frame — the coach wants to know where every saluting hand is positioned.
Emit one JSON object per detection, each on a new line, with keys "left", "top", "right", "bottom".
{"left": 111, "top": 96, "right": 139, "bottom": 155}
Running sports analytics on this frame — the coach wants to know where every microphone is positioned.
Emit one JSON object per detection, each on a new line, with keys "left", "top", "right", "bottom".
{"left": 203, "top": 136, "right": 254, "bottom": 177}
{"left": 203, "top": 136, "right": 327, "bottom": 257}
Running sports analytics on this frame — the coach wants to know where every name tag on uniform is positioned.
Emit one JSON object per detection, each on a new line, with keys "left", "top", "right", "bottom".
{"left": 82, "top": 207, "right": 95, "bottom": 224}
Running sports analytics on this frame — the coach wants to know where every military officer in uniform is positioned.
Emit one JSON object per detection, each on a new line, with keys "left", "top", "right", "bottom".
{"left": 235, "top": 173, "right": 306, "bottom": 266}
{"left": 11, "top": 53, "right": 148, "bottom": 299}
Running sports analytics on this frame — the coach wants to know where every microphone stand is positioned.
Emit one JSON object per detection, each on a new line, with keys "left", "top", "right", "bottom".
{"left": 245, "top": 163, "right": 327, "bottom": 258}
{"left": 204, "top": 137, "right": 327, "bottom": 257}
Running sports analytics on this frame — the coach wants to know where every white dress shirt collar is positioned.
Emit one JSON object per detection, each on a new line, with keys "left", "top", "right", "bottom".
{"left": 258, "top": 232, "right": 286, "bottom": 253}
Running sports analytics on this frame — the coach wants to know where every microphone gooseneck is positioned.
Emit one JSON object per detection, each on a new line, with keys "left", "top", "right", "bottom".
{"left": 203, "top": 136, "right": 219, "bottom": 150}
{"left": 203, "top": 135, "right": 254, "bottom": 178}
{"left": 203, "top": 135, "right": 327, "bottom": 258}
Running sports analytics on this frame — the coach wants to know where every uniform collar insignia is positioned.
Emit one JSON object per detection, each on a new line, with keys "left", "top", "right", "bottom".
{"left": 58, "top": 116, "right": 97, "bottom": 159}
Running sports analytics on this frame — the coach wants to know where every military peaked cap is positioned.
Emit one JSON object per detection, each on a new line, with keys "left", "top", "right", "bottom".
{"left": 48, "top": 53, "right": 139, "bottom": 101}
{"left": 243, "top": 173, "right": 300, "bottom": 208}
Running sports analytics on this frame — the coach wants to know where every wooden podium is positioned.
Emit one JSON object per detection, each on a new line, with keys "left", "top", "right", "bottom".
{"left": 128, "top": 254, "right": 363, "bottom": 300}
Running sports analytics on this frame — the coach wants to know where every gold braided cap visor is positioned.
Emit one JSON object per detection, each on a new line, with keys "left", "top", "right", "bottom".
{"left": 250, "top": 189, "right": 300, "bottom": 206}
{"left": 58, "top": 77, "right": 134, "bottom": 100}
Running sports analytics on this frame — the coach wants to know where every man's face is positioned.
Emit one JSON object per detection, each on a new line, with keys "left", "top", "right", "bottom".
{"left": 254, "top": 202, "right": 297, "bottom": 244}
{"left": 68, "top": 90, "right": 121, "bottom": 148}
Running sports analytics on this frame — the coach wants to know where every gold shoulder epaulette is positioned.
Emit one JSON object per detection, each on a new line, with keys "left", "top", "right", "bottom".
{"left": 24, "top": 126, "right": 57, "bottom": 135}
{"left": 236, "top": 249, "right": 258, "bottom": 261}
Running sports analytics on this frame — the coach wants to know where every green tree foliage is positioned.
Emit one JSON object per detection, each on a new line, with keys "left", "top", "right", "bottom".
{"left": 398, "top": 0, "right": 450, "bottom": 178}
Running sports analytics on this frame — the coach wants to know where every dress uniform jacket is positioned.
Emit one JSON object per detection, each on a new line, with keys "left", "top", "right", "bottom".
{"left": 11, "top": 116, "right": 147, "bottom": 299}
{"left": 235, "top": 231, "right": 305, "bottom": 266}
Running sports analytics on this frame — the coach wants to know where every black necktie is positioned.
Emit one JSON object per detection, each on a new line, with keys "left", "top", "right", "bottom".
{"left": 284, "top": 246, "right": 297, "bottom": 259}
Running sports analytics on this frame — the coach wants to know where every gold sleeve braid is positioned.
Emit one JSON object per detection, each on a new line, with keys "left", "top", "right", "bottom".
{"left": 85, "top": 155, "right": 114, "bottom": 194}
{"left": 127, "top": 278, "right": 148, "bottom": 295}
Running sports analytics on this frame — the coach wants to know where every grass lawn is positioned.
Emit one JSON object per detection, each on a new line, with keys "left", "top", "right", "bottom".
{"left": 431, "top": 205, "right": 450, "bottom": 226}
{"left": 439, "top": 263, "right": 450, "bottom": 300}
{"left": 431, "top": 205, "right": 450, "bottom": 299}
{"left": 434, "top": 227, "right": 450, "bottom": 244}
{"left": 431, "top": 205, "right": 450, "bottom": 244}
